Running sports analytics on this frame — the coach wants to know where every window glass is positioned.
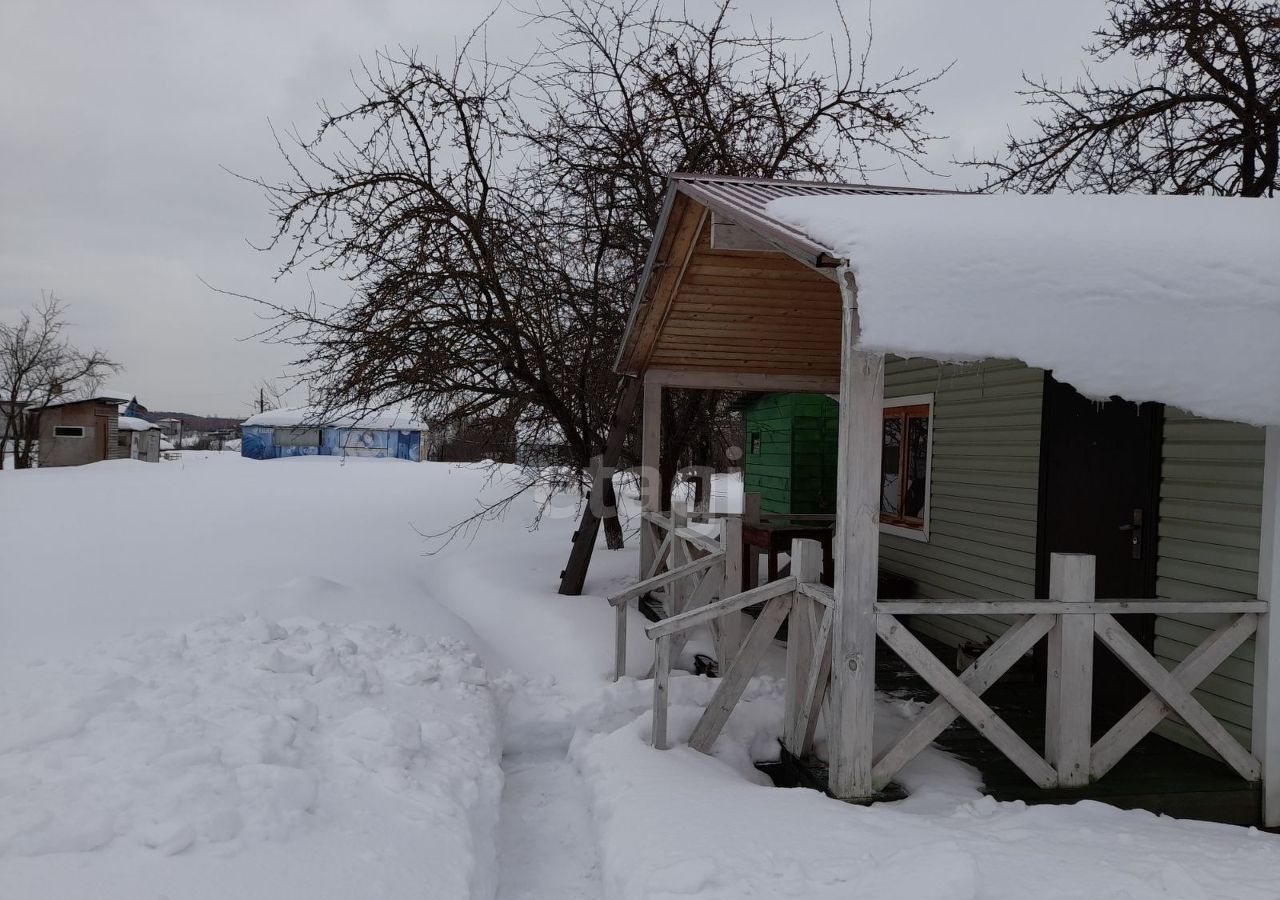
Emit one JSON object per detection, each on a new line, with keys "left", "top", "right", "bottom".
{"left": 54, "top": 425, "right": 85, "bottom": 437}
{"left": 750, "top": 432, "right": 761, "bottom": 455}
{"left": 904, "top": 414, "right": 930, "bottom": 519}
{"left": 880, "top": 401, "right": 932, "bottom": 532}
{"left": 880, "top": 413, "right": 902, "bottom": 515}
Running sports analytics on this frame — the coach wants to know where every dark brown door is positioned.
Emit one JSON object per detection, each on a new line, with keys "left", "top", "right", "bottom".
{"left": 1037, "top": 375, "right": 1163, "bottom": 722}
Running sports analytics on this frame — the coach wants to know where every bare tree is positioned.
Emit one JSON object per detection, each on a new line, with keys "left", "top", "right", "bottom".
{"left": 248, "top": 378, "right": 289, "bottom": 415}
{"left": 0, "top": 295, "right": 121, "bottom": 469}
{"left": 968, "top": 0, "right": 1279, "bottom": 196}
{"left": 240, "top": 0, "right": 946, "bottom": 525}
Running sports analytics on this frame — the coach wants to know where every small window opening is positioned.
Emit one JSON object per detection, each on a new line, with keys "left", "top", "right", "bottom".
{"left": 880, "top": 403, "right": 932, "bottom": 531}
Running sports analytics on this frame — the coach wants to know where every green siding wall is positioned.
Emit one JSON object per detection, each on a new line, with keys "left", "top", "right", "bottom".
{"left": 880, "top": 358, "right": 1046, "bottom": 647}
{"left": 744, "top": 395, "right": 838, "bottom": 515}
{"left": 744, "top": 395, "right": 792, "bottom": 515}
{"left": 875, "top": 362, "right": 1263, "bottom": 757}
{"left": 1155, "top": 411, "right": 1265, "bottom": 752}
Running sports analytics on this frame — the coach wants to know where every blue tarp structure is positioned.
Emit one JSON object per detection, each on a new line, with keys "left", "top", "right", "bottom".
{"left": 241, "top": 424, "right": 424, "bottom": 461}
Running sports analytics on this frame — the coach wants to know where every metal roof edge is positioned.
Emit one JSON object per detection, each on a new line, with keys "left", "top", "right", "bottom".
{"left": 667, "top": 171, "right": 964, "bottom": 195}
{"left": 37, "top": 394, "right": 130, "bottom": 410}
{"left": 673, "top": 180, "right": 839, "bottom": 265}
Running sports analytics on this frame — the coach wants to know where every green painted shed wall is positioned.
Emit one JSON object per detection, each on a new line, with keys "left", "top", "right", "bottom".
{"left": 743, "top": 394, "right": 839, "bottom": 516}
{"left": 879, "top": 357, "right": 1046, "bottom": 648}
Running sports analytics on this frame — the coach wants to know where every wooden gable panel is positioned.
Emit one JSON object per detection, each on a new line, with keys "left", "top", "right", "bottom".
{"left": 644, "top": 222, "right": 843, "bottom": 376}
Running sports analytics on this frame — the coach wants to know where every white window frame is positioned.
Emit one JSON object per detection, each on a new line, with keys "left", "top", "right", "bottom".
{"left": 879, "top": 392, "right": 934, "bottom": 544}
{"left": 53, "top": 425, "right": 86, "bottom": 438}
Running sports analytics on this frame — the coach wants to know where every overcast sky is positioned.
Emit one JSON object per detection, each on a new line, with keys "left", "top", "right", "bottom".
{"left": 0, "top": 0, "right": 1108, "bottom": 415}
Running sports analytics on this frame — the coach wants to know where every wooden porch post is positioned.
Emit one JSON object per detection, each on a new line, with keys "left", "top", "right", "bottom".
{"left": 1252, "top": 426, "right": 1280, "bottom": 826}
{"left": 829, "top": 271, "right": 884, "bottom": 800}
{"left": 640, "top": 379, "right": 663, "bottom": 579}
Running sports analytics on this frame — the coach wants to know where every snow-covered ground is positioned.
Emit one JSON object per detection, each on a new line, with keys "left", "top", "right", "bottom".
{"left": 3, "top": 454, "right": 1280, "bottom": 899}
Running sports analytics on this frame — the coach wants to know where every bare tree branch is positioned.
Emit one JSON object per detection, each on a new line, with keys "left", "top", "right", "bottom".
{"left": 962, "top": 0, "right": 1280, "bottom": 196}
{"left": 229, "top": 0, "right": 946, "bottom": 534}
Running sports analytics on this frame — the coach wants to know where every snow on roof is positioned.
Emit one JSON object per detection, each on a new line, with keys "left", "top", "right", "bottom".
{"left": 117, "top": 415, "right": 159, "bottom": 432}
{"left": 765, "top": 194, "right": 1280, "bottom": 427}
{"left": 242, "top": 405, "right": 427, "bottom": 431}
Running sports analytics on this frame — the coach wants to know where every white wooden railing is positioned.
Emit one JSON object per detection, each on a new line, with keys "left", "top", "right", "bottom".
{"left": 797, "top": 553, "right": 1265, "bottom": 791}
{"left": 609, "top": 501, "right": 744, "bottom": 683}
{"left": 612, "top": 530, "right": 1268, "bottom": 794}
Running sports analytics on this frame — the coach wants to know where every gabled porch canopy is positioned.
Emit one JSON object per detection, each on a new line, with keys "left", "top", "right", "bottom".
{"left": 617, "top": 174, "right": 1280, "bottom": 425}
{"left": 615, "top": 173, "right": 1280, "bottom": 825}
{"left": 615, "top": 175, "right": 956, "bottom": 392}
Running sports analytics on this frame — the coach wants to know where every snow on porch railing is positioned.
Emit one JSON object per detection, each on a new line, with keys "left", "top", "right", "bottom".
{"left": 810, "top": 553, "right": 1267, "bottom": 792}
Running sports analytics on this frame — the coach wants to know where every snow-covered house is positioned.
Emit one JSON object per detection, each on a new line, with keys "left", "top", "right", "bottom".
{"left": 610, "top": 174, "right": 1280, "bottom": 826}
{"left": 240, "top": 406, "right": 428, "bottom": 461}
{"left": 117, "top": 414, "right": 162, "bottom": 463}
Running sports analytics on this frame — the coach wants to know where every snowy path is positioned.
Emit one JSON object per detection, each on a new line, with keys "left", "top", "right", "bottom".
{"left": 496, "top": 749, "right": 602, "bottom": 900}
{"left": 10, "top": 457, "right": 1280, "bottom": 900}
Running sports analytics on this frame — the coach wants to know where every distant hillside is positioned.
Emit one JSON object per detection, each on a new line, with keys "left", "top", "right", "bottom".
{"left": 137, "top": 411, "right": 244, "bottom": 431}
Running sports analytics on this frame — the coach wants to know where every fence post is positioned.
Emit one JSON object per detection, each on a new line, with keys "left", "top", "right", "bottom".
{"left": 715, "top": 516, "right": 746, "bottom": 670}
{"left": 614, "top": 602, "right": 628, "bottom": 682}
{"left": 1045, "top": 552, "right": 1096, "bottom": 787}
{"left": 652, "top": 634, "right": 672, "bottom": 750}
{"left": 784, "top": 539, "right": 823, "bottom": 755}
{"left": 668, "top": 499, "right": 689, "bottom": 616}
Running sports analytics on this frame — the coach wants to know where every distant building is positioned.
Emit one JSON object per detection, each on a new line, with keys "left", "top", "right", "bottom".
{"left": 240, "top": 407, "right": 428, "bottom": 461}
{"left": 121, "top": 396, "right": 149, "bottom": 418}
{"left": 36, "top": 393, "right": 129, "bottom": 467}
{"left": 117, "top": 415, "right": 162, "bottom": 463}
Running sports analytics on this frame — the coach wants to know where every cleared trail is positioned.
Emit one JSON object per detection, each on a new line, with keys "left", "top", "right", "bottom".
{"left": 495, "top": 749, "right": 602, "bottom": 900}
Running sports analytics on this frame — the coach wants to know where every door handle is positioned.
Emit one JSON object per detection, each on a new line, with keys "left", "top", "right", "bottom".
{"left": 1118, "top": 509, "right": 1143, "bottom": 559}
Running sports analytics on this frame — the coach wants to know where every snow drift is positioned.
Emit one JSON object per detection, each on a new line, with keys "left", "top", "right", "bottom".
{"left": 0, "top": 613, "right": 503, "bottom": 900}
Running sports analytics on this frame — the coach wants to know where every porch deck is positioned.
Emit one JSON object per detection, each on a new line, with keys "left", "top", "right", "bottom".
{"left": 767, "top": 634, "right": 1262, "bottom": 826}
